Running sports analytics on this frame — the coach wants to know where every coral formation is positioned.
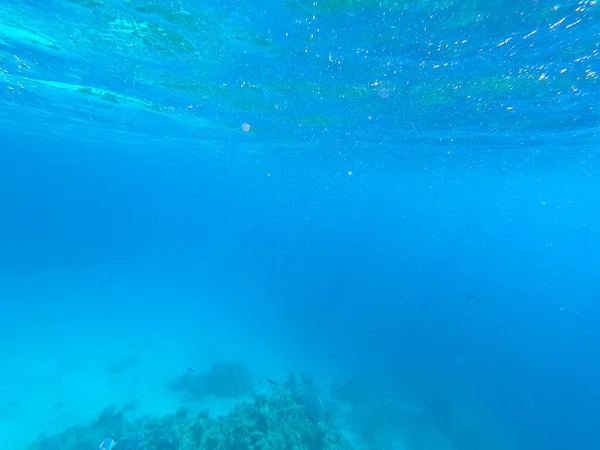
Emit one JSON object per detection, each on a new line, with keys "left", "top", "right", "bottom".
{"left": 200, "top": 373, "right": 343, "bottom": 450}
{"left": 28, "top": 374, "right": 347, "bottom": 450}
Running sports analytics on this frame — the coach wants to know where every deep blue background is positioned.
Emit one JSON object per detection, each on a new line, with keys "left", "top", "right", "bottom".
{"left": 1, "top": 132, "right": 599, "bottom": 449}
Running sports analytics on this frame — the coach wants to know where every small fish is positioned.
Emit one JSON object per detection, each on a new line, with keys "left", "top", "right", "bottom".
{"left": 560, "top": 307, "right": 581, "bottom": 315}
{"left": 98, "top": 438, "right": 117, "bottom": 450}
{"left": 328, "top": 353, "right": 336, "bottom": 359}
{"left": 187, "top": 367, "right": 197, "bottom": 373}
{"left": 267, "top": 379, "right": 278, "bottom": 387}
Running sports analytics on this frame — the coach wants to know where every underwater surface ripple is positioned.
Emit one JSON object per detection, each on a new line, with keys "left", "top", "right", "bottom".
{"left": 1, "top": 0, "right": 599, "bottom": 450}
{"left": 1, "top": 0, "right": 598, "bottom": 152}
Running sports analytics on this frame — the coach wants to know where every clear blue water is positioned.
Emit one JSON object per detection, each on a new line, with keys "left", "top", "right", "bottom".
{"left": 1, "top": 0, "right": 599, "bottom": 449}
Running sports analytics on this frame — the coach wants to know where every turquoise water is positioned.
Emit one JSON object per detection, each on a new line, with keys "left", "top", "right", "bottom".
{"left": 1, "top": 0, "right": 599, "bottom": 449}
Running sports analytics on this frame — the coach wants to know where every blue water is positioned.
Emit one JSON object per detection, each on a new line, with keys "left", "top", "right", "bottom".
{"left": 1, "top": 0, "right": 599, "bottom": 449}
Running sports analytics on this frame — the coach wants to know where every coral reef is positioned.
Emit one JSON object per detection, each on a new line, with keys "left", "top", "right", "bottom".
{"left": 201, "top": 373, "right": 343, "bottom": 450}
{"left": 28, "top": 374, "right": 347, "bottom": 450}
